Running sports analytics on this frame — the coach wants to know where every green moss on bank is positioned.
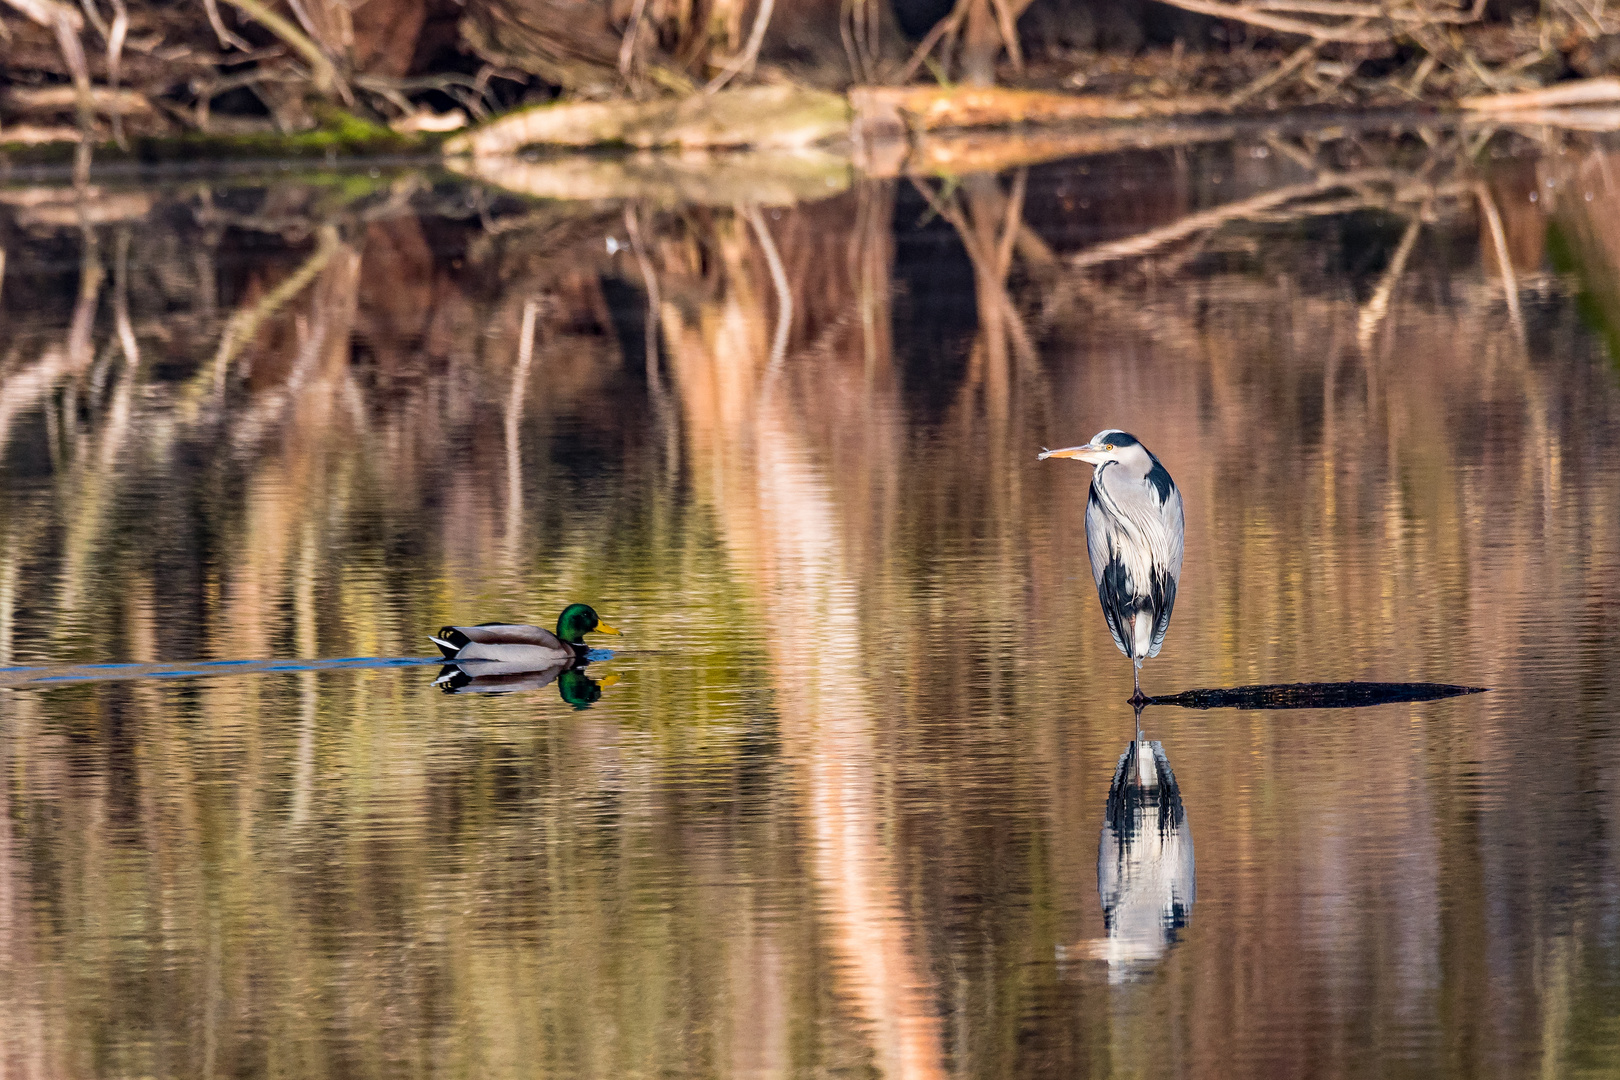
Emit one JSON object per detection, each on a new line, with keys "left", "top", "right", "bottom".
{"left": 0, "top": 110, "right": 445, "bottom": 167}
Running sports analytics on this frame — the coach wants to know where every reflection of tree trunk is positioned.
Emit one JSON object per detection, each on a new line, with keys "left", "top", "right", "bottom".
{"left": 657, "top": 194, "right": 944, "bottom": 1079}
{"left": 0, "top": 233, "right": 104, "bottom": 457}
{"left": 222, "top": 240, "right": 363, "bottom": 661}
{"left": 0, "top": 716, "right": 67, "bottom": 1079}
{"left": 917, "top": 169, "right": 1039, "bottom": 444}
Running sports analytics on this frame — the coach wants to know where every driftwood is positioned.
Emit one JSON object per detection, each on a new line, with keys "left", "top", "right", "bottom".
{"left": 446, "top": 83, "right": 1228, "bottom": 160}
{"left": 851, "top": 85, "right": 1221, "bottom": 133}
{"left": 4, "top": 85, "right": 156, "bottom": 116}
{"left": 1461, "top": 77, "right": 1620, "bottom": 111}
{"left": 444, "top": 84, "right": 850, "bottom": 155}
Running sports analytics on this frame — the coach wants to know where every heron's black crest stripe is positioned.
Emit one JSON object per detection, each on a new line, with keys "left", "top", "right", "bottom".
{"left": 1145, "top": 455, "right": 1174, "bottom": 503}
{"left": 1103, "top": 431, "right": 1139, "bottom": 447}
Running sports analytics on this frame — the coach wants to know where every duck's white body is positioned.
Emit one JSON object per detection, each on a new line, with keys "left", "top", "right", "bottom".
{"left": 430, "top": 623, "right": 579, "bottom": 667}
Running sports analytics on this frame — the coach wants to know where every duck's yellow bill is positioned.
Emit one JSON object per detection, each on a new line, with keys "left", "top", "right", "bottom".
{"left": 597, "top": 673, "right": 622, "bottom": 689}
{"left": 594, "top": 621, "right": 622, "bottom": 635}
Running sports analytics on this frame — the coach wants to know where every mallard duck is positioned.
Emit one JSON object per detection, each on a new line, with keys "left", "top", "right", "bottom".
{"left": 430, "top": 603, "right": 621, "bottom": 667}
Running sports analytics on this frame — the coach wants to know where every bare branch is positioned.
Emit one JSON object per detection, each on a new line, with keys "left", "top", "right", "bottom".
{"left": 216, "top": 0, "right": 344, "bottom": 99}
{"left": 618, "top": 0, "right": 647, "bottom": 80}
{"left": 202, "top": 0, "right": 254, "bottom": 51}
{"left": 896, "top": 0, "right": 973, "bottom": 84}
{"left": 1148, "top": 0, "right": 1392, "bottom": 42}
{"left": 705, "top": 0, "right": 777, "bottom": 93}
{"left": 1225, "top": 37, "right": 1324, "bottom": 108}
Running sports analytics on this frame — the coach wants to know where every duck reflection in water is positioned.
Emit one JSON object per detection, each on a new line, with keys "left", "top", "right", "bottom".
{"left": 1063, "top": 712, "right": 1195, "bottom": 981}
{"left": 433, "top": 661, "right": 615, "bottom": 707}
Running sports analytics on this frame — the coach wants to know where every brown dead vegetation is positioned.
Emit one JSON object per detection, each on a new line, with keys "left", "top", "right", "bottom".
{"left": 6, "top": 0, "right": 1620, "bottom": 155}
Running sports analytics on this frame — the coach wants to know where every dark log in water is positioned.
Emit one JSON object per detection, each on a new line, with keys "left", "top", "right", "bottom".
{"left": 1146, "top": 682, "right": 1487, "bottom": 710}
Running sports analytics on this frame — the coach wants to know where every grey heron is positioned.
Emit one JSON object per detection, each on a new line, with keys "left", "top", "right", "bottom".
{"left": 1039, "top": 431, "right": 1184, "bottom": 704}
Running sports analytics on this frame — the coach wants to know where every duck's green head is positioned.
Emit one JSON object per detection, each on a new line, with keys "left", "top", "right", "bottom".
{"left": 557, "top": 669, "right": 617, "bottom": 708}
{"left": 555, "top": 603, "right": 621, "bottom": 645}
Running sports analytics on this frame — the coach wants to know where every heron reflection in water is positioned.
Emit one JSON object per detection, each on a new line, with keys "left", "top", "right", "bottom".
{"left": 1040, "top": 431, "right": 1184, "bottom": 704}
{"left": 1063, "top": 714, "right": 1196, "bottom": 981}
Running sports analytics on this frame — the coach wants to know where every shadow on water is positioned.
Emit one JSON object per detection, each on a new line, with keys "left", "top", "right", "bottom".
{"left": 1145, "top": 681, "right": 1487, "bottom": 710}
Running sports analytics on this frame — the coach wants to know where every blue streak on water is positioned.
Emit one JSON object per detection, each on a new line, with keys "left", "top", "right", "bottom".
{"left": 0, "top": 656, "right": 446, "bottom": 690}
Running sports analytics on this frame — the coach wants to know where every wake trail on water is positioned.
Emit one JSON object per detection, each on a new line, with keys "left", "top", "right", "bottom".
{"left": 0, "top": 656, "right": 444, "bottom": 689}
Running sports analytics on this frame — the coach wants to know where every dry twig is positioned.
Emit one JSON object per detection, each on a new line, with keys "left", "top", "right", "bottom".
{"left": 1148, "top": 0, "right": 1389, "bottom": 42}
{"left": 897, "top": 0, "right": 973, "bottom": 83}
{"left": 216, "top": 0, "right": 345, "bottom": 100}
{"left": 705, "top": 0, "right": 777, "bottom": 93}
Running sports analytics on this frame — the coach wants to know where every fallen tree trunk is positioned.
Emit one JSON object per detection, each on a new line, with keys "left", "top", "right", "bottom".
{"left": 445, "top": 84, "right": 852, "bottom": 154}
{"left": 850, "top": 85, "right": 1222, "bottom": 133}
{"left": 445, "top": 82, "right": 1225, "bottom": 157}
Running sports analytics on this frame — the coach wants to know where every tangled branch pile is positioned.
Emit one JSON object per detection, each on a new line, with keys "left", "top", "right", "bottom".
{"left": 4, "top": 0, "right": 1620, "bottom": 149}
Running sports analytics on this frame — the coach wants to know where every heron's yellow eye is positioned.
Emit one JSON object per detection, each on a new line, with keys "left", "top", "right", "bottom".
{"left": 1105, "top": 443, "right": 1115, "bottom": 451}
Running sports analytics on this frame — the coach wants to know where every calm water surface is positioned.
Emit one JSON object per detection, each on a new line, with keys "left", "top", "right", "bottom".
{"left": 3, "top": 128, "right": 1620, "bottom": 1078}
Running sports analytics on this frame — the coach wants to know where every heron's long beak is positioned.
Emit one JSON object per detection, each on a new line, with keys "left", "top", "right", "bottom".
{"left": 1038, "top": 443, "right": 1108, "bottom": 464}
{"left": 594, "top": 621, "right": 622, "bottom": 636}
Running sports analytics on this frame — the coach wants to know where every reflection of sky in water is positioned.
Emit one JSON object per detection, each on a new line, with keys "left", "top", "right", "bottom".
{"left": 1, "top": 131, "right": 1619, "bottom": 1077}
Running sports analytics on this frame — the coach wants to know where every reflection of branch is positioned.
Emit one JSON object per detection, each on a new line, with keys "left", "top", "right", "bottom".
{"left": 182, "top": 224, "right": 340, "bottom": 417}
{"left": 1475, "top": 182, "right": 1523, "bottom": 338}
{"left": 1357, "top": 214, "right": 1422, "bottom": 350}
{"left": 911, "top": 171, "right": 1038, "bottom": 375}
{"left": 623, "top": 205, "right": 664, "bottom": 396}
{"left": 505, "top": 298, "right": 539, "bottom": 568}
{"left": 748, "top": 206, "right": 793, "bottom": 403}
{"left": 1067, "top": 170, "right": 1396, "bottom": 269}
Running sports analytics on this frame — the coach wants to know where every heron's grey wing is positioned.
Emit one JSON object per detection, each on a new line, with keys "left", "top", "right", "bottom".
{"left": 451, "top": 623, "right": 567, "bottom": 649}
{"left": 1162, "top": 482, "right": 1185, "bottom": 583}
{"left": 1149, "top": 484, "right": 1185, "bottom": 656}
{"left": 1085, "top": 487, "right": 1132, "bottom": 656}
